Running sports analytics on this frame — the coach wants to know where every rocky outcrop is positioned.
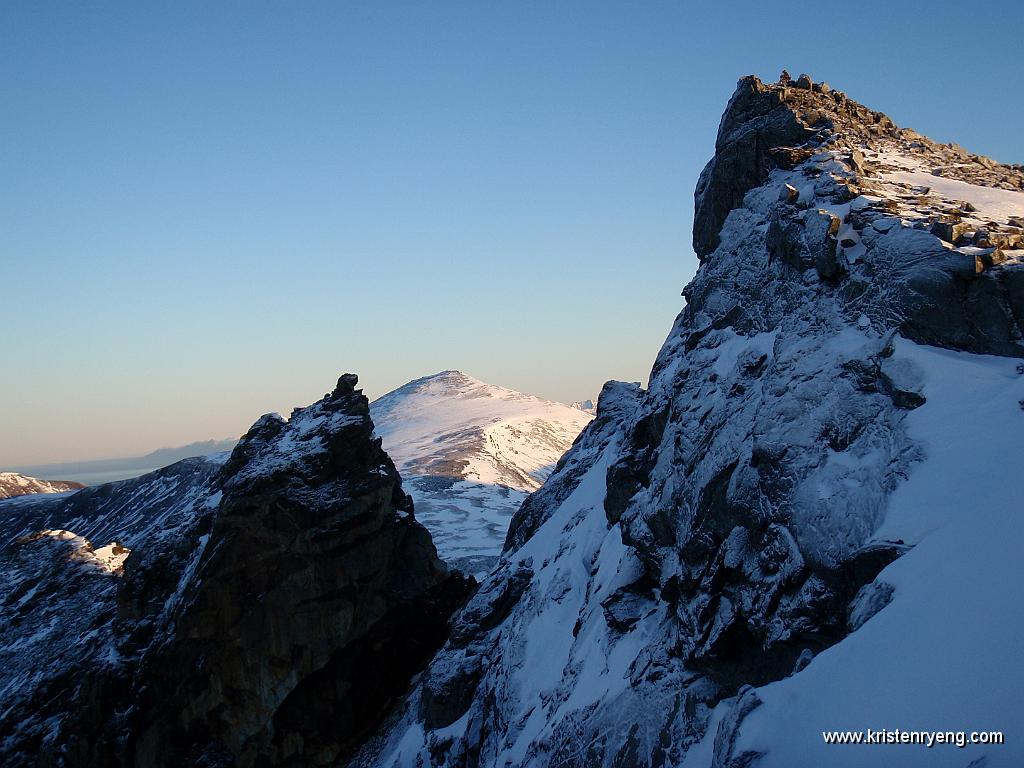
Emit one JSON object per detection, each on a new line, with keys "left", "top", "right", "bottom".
{"left": 0, "top": 375, "right": 473, "bottom": 767}
{"left": 129, "top": 374, "right": 472, "bottom": 767}
{"left": 693, "top": 76, "right": 815, "bottom": 257}
{"left": 694, "top": 74, "right": 1024, "bottom": 359}
{"left": 355, "top": 75, "right": 1024, "bottom": 768}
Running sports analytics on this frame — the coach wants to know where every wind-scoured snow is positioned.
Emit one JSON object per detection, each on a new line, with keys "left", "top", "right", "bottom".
{"left": 885, "top": 169, "right": 1024, "bottom": 223}
{"left": 864, "top": 147, "right": 1024, "bottom": 267}
{"left": 370, "top": 371, "right": 592, "bottom": 574}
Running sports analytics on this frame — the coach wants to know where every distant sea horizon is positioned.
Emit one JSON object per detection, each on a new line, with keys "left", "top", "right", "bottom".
{"left": 27, "top": 465, "right": 167, "bottom": 486}
{"left": 10, "top": 438, "right": 238, "bottom": 488}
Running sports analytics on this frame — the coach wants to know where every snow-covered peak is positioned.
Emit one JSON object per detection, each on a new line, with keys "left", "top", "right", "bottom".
{"left": 373, "top": 370, "right": 550, "bottom": 420}
{"left": 0, "top": 472, "right": 84, "bottom": 501}
{"left": 371, "top": 371, "right": 592, "bottom": 490}
{"left": 370, "top": 372, "right": 593, "bottom": 574}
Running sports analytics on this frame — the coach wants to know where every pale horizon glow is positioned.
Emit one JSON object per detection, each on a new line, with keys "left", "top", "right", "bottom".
{"left": 2, "top": 1, "right": 1021, "bottom": 466}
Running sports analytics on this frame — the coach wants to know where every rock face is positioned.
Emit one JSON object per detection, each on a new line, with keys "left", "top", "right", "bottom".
{"left": 0, "top": 375, "right": 472, "bottom": 767}
{"left": 0, "top": 471, "right": 85, "bottom": 499}
{"left": 356, "top": 76, "right": 1024, "bottom": 768}
{"left": 694, "top": 74, "right": 1024, "bottom": 359}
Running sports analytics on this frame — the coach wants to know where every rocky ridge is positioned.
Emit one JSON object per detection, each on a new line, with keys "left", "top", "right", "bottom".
{"left": 0, "top": 374, "right": 472, "bottom": 767}
{"left": 695, "top": 72, "right": 1024, "bottom": 357}
{"left": 356, "top": 75, "right": 1024, "bottom": 768}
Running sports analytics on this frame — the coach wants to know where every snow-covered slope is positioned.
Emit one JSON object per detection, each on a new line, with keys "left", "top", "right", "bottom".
{"left": 0, "top": 471, "right": 84, "bottom": 500}
{"left": 356, "top": 74, "right": 1024, "bottom": 768}
{"left": 684, "top": 340, "right": 1024, "bottom": 768}
{"left": 0, "top": 455, "right": 225, "bottom": 756}
{"left": 370, "top": 371, "right": 593, "bottom": 574}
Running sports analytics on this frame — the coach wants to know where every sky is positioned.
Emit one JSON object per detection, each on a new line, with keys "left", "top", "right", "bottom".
{"left": 2, "top": 1, "right": 1022, "bottom": 467}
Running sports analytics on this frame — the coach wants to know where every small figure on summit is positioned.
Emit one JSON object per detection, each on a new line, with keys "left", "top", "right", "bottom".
{"left": 779, "top": 69, "right": 792, "bottom": 85}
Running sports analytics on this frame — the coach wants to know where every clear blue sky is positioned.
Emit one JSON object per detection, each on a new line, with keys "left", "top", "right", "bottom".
{"left": 2, "top": 1, "right": 1021, "bottom": 466}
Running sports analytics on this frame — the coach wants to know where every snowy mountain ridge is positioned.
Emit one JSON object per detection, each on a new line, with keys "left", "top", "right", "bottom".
{"left": 370, "top": 370, "right": 592, "bottom": 573}
{"left": 0, "top": 471, "right": 84, "bottom": 500}
{"left": 372, "top": 370, "right": 591, "bottom": 490}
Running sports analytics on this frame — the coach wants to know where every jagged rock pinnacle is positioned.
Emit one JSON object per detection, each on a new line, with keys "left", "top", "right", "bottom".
{"left": 334, "top": 371, "right": 360, "bottom": 396}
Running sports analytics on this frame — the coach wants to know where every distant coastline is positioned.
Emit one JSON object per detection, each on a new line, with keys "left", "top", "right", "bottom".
{"left": 12, "top": 439, "right": 237, "bottom": 487}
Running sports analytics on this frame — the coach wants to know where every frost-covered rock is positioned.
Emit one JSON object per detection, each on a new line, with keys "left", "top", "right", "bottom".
{"left": 0, "top": 374, "right": 472, "bottom": 767}
{"left": 356, "top": 75, "right": 1024, "bottom": 768}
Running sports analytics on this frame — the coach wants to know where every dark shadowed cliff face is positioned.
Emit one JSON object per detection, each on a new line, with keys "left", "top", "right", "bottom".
{"left": 356, "top": 77, "right": 1024, "bottom": 768}
{"left": 0, "top": 374, "right": 472, "bottom": 767}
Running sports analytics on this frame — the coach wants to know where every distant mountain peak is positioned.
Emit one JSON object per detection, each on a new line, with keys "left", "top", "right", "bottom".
{"left": 412, "top": 369, "right": 472, "bottom": 384}
{"left": 369, "top": 372, "right": 593, "bottom": 573}
{"left": 375, "top": 370, "right": 486, "bottom": 401}
{"left": 0, "top": 472, "right": 84, "bottom": 500}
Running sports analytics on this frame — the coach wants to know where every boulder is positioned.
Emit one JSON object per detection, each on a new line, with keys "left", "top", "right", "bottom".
{"left": 849, "top": 148, "right": 866, "bottom": 175}
{"left": 804, "top": 209, "right": 842, "bottom": 280}
{"left": 975, "top": 248, "right": 1008, "bottom": 272}
{"left": 779, "top": 183, "right": 799, "bottom": 203}
{"left": 931, "top": 219, "right": 972, "bottom": 244}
